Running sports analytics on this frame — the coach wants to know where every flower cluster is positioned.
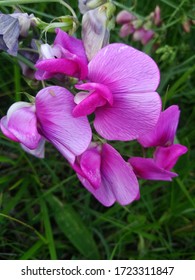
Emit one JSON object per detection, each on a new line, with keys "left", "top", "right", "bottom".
{"left": 116, "top": 6, "right": 161, "bottom": 45}
{"left": 0, "top": 5, "right": 187, "bottom": 207}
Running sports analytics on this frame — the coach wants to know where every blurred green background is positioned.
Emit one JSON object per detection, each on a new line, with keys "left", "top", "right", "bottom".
{"left": 0, "top": 0, "right": 194, "bottom": 260}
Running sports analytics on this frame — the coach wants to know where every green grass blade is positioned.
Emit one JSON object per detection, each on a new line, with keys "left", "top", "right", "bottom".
{"left": 47, "top": 195, "right": 100, "bottom": 259}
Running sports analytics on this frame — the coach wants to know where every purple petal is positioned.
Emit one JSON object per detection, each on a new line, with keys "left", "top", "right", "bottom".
{"left": 133, "top": 29, "right": 154, "bottom": 45}
{"left": 81, "top": 7, "right": 110, "bottom": 61}
{"left": 88, "top": 43, "right": 160, "bottom": 93}
{"left": 138, "top": 105, "right": 180, "bottom": 147}
{"left": 154, "top": 144, "right": 188, "bottom": 171}
{"left": 94, "top": 92, "right": 161, "bottom": 140}
{"left": 101, "top": 144, "right": 139, "bottom": 205}
{"left": 73, "top": 91, "right": 107, "bottom": 117}
{"left": 79, "top": 148, "right": 102, "bottom": 189}
{"left": 77, "top": 174, "right": 116, "bottom": 207}
{"left": 119, "top": 23, "right": 135, "bottom": 37}
{"left": 5, "top": 104, "right": 41, "bottom": 149}
{"left": 20, "top": 138, "right": 45, "bottom": 158}
{"left": 54, "top": 28, "right": 88, "bottom": 79}
{"left": 129, "top": 157, "right": 177, "bottom": 181}
{"left": 116, "top": 10, "right": 136, "bottom": 24}
{"left": 0, "top": 116, "right": 19, "bottom": 142}
{"left": 78, "top": 143, "right": 139, "bottom": 206}
{"left": 35, "top": 58, "right": 78, "bottom": 80}
{"left": 73, "top": 83, "right": 113, "bottom": 117}
{"left": 35, "top": 86, "right": 92, "bottom": 164}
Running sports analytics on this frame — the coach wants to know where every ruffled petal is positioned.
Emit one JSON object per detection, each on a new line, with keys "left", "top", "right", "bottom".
{"left": 20, "top": 138, "right": 45, "bottom": 158}
{"left": 35, "top": 86, "right": 92, "bottom": 164}
{"left": 154, "top": 144, "right": 188, "bottom": 170}
{"left": 129, "top": 157, "right": 177, "bottom": 181}
{"left": 94, "top": 92, "right": 161, "bottom": 140}
{"left": 138, "top": 105, "right": 180, "bottom": 147}
{"left": 6, "top": 105, "right": 41, "bottom": 149}
{"left": 88, "top": 43, "right": 160, "bottom": 93}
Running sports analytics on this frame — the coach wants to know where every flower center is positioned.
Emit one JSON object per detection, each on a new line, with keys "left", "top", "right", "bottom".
{"left": 72, "top": 82, "right": 113, "bottom": 117}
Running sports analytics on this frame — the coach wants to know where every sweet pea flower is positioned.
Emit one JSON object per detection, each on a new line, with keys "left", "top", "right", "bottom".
{"left": 138, "top": 105, "right": 180, "bottom": 148}
{"left": 35, "top": 28, "right": 88, "bottom": 80}
{"left": 129, "top": 144, "right": 188, "bottom": 181}
{"left": 73, "top": 43, "right": 161, "bottom": 141}
{"left": 0, "top": 86, "right": 92, "bottom": 163}
{"left": 72, "top": 142, "right": 140, "bottom": 206}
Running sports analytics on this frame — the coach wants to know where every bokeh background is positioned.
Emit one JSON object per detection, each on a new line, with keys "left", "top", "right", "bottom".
{"left": 0, "top": 0, "right": 194, "bottom": 260}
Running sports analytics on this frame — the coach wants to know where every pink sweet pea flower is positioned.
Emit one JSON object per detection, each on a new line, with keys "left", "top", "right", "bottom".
{"left": 129, "top": 144, "right": 188, "bottom": 181}
{"left": 72, "top": 142, "right": 140, "bottom": 207}
{"left": 0, "top": 86, "right": 92, "bottom": 163}
{"left": 138, "top": 105, "right": 180, "bottom": 148}
{"left": 35, "top": 28, "right": 88, "bottom": 80}
{"left": 73, "top": 43, "right": 161, "bottom": 141}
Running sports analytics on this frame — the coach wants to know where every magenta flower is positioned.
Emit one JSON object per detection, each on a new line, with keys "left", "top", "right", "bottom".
{"left": 35, "top": 28, "right": 88, "bottom": 80}
{"left": 72, "top": 142, "right": 140, "bottom": 206}
{"left": 138, "top": 105, "right": 180, "bottom": 148}
{"left": 0, "top": 86, "right": 92, "bottom": 163}
{"left": 129, "top": 144, "right": 188, "bottom": 181}
{"left": 73, "top": 43, "right": 161, "bottom": 141}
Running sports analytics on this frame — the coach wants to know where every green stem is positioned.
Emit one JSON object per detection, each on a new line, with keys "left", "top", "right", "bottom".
{"left": 0, "top": 0, "right": 77, "bottom": 19}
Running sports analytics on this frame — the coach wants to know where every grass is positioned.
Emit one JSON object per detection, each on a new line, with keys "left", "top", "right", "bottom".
{"left": 0, "top": 0, "right": 195, "bottom": 260}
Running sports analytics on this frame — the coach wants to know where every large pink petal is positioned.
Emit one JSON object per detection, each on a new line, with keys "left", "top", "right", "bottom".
{"left": 7, "top": 106, "right": 41, "bottom": 149}
{"left": 154, "top": 144, "right": 188, "bottom": 170}
{"left": 138, "top": 105, "right": 180, "bottom": 147}
{"left": 129, "top": 157, "right": 177, "bottom": 181}
{"left": 94, "top": 92, "right": 161, "bottom": 140}
{"left": 101, "top": 144, "right": 140, "bottom": 205}
{"left": 35, "top": 86, "right": 92, "bottom": 164}
{"left": 88, "top": 43, "right": 160, "bottom": 93}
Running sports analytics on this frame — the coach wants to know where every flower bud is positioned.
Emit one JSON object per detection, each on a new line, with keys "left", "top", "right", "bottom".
{"left": 79, "top": 0, "right": 107, "bottom": 14}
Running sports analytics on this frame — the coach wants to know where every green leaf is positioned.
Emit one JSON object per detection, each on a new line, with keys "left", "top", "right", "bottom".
{"left": 47, "top": 195, "right": 100, "bottom": 259}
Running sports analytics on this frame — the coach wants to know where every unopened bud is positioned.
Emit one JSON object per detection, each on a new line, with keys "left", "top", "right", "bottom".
{"left": 79, "top": 0, "right": 107, "bottom": 14}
